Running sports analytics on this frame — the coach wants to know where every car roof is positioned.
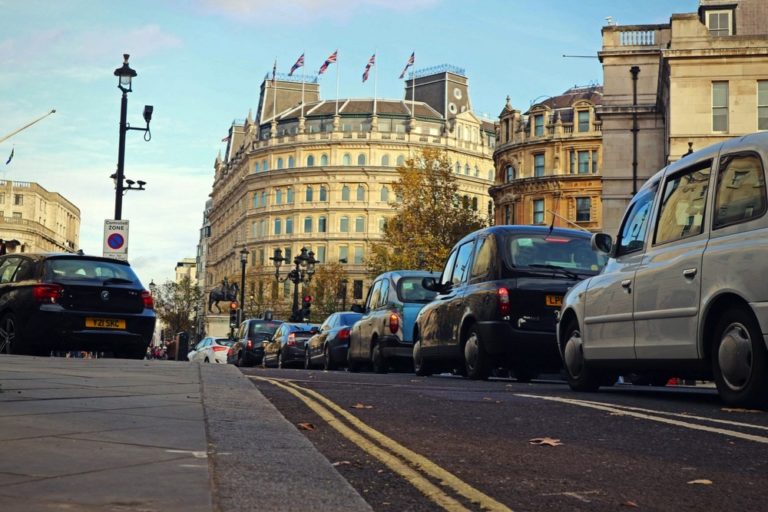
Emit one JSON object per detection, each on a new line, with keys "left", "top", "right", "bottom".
{"left": 371, "top": 270, "right": 440, "bottom": 281}
{"left": 10, "top": 253, "right": 133, "bottom": 266}
{"left": 454, "top": 225, "right": 593, "bottom": 247}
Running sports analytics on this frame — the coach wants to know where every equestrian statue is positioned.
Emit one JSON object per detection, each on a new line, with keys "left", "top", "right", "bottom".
{"left": 208, "top": 278, "right": 239, "bottom": 314}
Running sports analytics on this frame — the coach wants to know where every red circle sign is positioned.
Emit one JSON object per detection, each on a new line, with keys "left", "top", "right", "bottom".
{"left": 107, "top": 233, "right": 125, "bottom": 250}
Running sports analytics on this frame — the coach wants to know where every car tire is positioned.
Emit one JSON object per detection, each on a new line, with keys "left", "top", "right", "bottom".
{"left": 304, "top": 349, "right": 312, "bottom": 370}
{"left": 562, "top": 319, "right": 601, "bottom": 392}
{"left": 347, "top": 350, "right": 360, "bottom": 373}
{"left": 413, "top": 339, "right": 432, "bottom": 377}
{"left": 711, "top": 306, "right": 768, "bottom": 408}
{"left": 278, "top": 351, "right": 285, "bottom": 369}
{"left": 371, "top": 341, "right": 387, "bottom": 374}
{"left": 0, "top": 312, "right": 19, "bottom": 355}
{"left": 323, "top": 345, "right": 336, "bottom": 371}
{"left": 463, "top": 324, "right": 491, "bottom": 380}
{"left": 235, "top": 351, "right": 244, "bottom": 368}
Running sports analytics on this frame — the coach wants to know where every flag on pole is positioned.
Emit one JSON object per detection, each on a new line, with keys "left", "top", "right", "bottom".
{"left": 398, "top": 52, "right": 415, "bottom": 79}
{"left": 271, "top": 60, "right": 277, "bottom": 84}
{"left": 5, "top": 147, "right": 13, "bottom": 165}
{"left": 362, "top": 53, "right": 376, "bottom": 83}
{"left": 221, "top": 135, "right": 230, "bottom": 143}
{"left": 318, "top": 50, "right": 337, "bottom": 75}
{"left": 288, "top": 53, "right": 304, "bottom": 76}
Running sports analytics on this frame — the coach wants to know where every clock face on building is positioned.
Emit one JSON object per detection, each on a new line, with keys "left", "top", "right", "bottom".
{"left": 453, "top": 87, "right": 463, "bottom": 100}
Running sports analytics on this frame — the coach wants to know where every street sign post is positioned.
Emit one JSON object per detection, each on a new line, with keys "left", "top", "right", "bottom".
{"left": 103, "top": 219, "right": 129, "bottom": 261}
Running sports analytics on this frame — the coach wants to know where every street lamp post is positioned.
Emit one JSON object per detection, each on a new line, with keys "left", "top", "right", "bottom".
{"left": 340, "top": 279, "right": 348, "bottom": 311}
{"left": 270, "top": 247, "right": 317, "bottom": 320}
{"left": 239, "top": 247, "right": 249, "bottom": 324}
{"left": 113, "top": 54, "right": 153, "bottom": 220}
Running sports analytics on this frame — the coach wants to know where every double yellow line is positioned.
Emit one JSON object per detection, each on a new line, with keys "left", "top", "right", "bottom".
{"left": 252, "top": 376, "right": 512, "bottom": 512}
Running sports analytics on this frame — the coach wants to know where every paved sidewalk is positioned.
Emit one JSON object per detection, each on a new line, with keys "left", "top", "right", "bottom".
{"left": 0, "top": 355, "right": 371, "bottom": 512}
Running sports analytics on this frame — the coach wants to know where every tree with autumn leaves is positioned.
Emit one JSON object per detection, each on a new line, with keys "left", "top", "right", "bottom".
{"left": 367, "top": 148, "right": 486, "bottom": 275}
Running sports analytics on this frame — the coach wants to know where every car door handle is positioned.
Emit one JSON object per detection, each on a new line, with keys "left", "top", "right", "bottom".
{"left": 683, "top": 268, "right": 698, "bottom": 279}
{"left": 621, "top": 279, "right": 632, "bottom": 290}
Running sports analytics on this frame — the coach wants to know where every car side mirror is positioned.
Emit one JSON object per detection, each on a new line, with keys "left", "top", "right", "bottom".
{"left": 350, "top": 304, "right": 364, "bottom": 313}
{"left": 591, "top": 233, "right": 614, "bottom": 255}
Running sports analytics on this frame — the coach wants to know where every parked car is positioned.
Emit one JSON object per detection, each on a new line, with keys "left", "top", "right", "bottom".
{"left": 347, "top": 270, "right": 439, "bottom": 373}
{"left": 227, "top": 318, "right": 283, "bottom": 367}
{"left": 263, "top": 322, "right": 320, "bottom": 368}
{"left": 414, "top": 226, "right": 606, "bottom": 380}
{"left": 0, "top": 253, "right": 155, "bottom": 358}
{"left": 188, "top": 336, "right": 233, "bottom": 363}
{"left": 304, "top": 311, "right": 363, "bottom": 370}
{"left": 559, "top": 132, "right": 768, "bottom": 407}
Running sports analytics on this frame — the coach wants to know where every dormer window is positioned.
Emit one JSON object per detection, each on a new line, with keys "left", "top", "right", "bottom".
{"left": 577, "top": 111, "right": 590, "bottom": 132}
{"left": 704, "top": 9, "right": 733, "bottom": 36}
{"left": 534, "top": 114, "right": 544, "bottom": 136}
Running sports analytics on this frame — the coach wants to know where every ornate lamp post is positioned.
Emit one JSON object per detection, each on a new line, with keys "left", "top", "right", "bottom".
{"left": 239, "top": 247, "right": 249, "bottom": 324}
{"left": 270, "top": 247, "right": 317, "bottom": 320}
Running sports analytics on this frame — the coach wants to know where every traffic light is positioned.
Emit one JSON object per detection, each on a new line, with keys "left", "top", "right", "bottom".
{"left": 300, "top": 295, "right": 312, "bottom": 321}
{"left": 229, "top": 301, "right": 239, "bottom": 327}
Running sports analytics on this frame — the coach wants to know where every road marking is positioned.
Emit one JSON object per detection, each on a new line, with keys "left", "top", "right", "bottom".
{"left": 516, "top": 394, "right": 768, "bottom": 444}
{"left": 252, "top": 376, "right": 512, "bottom": 512}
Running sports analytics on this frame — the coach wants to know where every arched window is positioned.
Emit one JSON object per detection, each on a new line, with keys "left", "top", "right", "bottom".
{"left": 320, "top": 154, "right": 329, "bottom": 166}
{"left": 462, "top": 195, "right": 469, "bottom": 208}
{"left": 455, "top": 162, "right": 461, "bottom": 174}
{"left": 277, "top": 157, "right": 284, "bottom": 169}
{"left": 342, "top": 185, "right": 350, "bottom": 201}
{"left": 381, "top": 155, "right": 390, "bottom": 167}
{"left": 474, "top": 166, "right": 479, "bottom": 177}
{"left": 253, "top": 193, "right": 259, "bottom": 208}
{"left": 380, "top": 186, "right": 389, "bottom": 202}
{"left": 343, "top": 153, "right": 351, "bottom": 166}
{"left": 262, "top": 159, "right": 269, "bottom": 171}
{"left": 306, "top": 186, "right": 313, "bottom": 202}
{"left": 285, "top": 217, "right": 294, "bottom": 234}
{"left": 274, "top": 218, "right": 282, "bottom": 235}
{"left": 318, "top": 216, "right": 327, "bottom": 232}
{"left": 379, "top": 217, "right": 386, "bottom": 232}
{"left": 471, "top": 197, "right": 478, "bottom": 211}
{"left": 275, "top": 189, "right": 283, "bottom": 204}
{"left": 304, "top": 217, "right": 313, "bottom": 233}
{"left": 260, "top": 219, "right": 266, "bottom": 236}
{"left": 339, "top": 216, "right": 349, "bottom": 233}
{"left": 464, "top": 164, "right": 470, "bottom": 175}
{"left": 319, "top": 186, "right": 328, "bottom": 201}
{"left": 505, "top": 165, "right": 515, "bottom": 182}
{"left": 254, "top": 161, "right": 260, "bottom": 173}
{"left": 288, "top": 156, "right": 295, "bottom": 168}
{"left": 356, "top": 185, "right": 365, "bottom": 201}
{"left": 396, "top": 155, "right": 405, "bottom": 166}
{"left": 357, "top": 154, "right": 366, "bottom": 166}
{"left": 286, "top": 187, "right": 294, "bottom": 204}
{"left": 306, "top": 155, "right": 315, "bottom": 167}
{"left": 355, "top": 216, "right": 365, "bottom": 233}
{"left": 261, "top": 191, "right": 267, "bottom": 207}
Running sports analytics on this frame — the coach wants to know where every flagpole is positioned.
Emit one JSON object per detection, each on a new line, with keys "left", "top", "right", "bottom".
{"left": 272, "top": 59, "right": 277, "bottom": 122}
{"left": 373, "top": 51, "right": 378, "bottom": 116}
{"left": 335, "top": 52, "right": 340, "bottom": 117}
{"left": 301, "top": 50, "right": 306, "bottom": 119}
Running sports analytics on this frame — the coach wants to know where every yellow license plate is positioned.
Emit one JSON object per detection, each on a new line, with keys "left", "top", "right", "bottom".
{"left": 85, "top": 318, "right": 126, "bottom": 329}
{"left": 545, "top": 295, "right": 563, "bottom": 307}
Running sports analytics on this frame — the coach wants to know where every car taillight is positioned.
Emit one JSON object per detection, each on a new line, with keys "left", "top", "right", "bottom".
{"left": 338, "top": 328, "right": 350, "bottom": 340}
{"left": 142, "top": 290, "right": 154, "bottom": 309}
{"left": 227, "top": 348, "right": 234, "bottom": 356}
{"left": 287, "top": 333, "right": 296, "bottom": 346}
{"left": 212, "top": 346, "right": 228, "bottom": 352}
{"left": 246, "top": 339, "right": 253, "bottom": 350}
{"left": 33, "top": 284, "right": 63, "bottom": 303}
{"left": 498, "top": 287, "right": 510, "bottom": 316}
{"left": 389, "top": 313, "right": 399, "bottom": 334}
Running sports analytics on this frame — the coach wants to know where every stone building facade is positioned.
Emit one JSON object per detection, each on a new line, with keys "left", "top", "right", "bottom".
{"left": 0, "top": 180, "right": 79, "bottom": 253}
{"left": 490, "top": 86, "right": 603, "bottom": 231}
{"left": 598, "top": 0, "right": 768, "bottom": 234}
{"left": 206, "top": 66, "right": 496, "bottom": 314}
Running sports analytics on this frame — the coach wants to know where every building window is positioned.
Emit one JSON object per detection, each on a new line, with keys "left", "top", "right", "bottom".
{"left": 277, "top": 157, "right": 284, "bottom": 169}
{"left": 260, "top": 219, "right": 266, "bottom": 236}
{"left": 576, "top": 197, "right": 591, "bottom": 222}
{"left": 316, "top": 246, "right": 326, "bottom": 263}
{"left": 275, "top": 189, "right": 283, "bottom": 204}
{"left": 578, "top": 151, "right": 590, "bottom": 174}
{"left": 284, "top": 247, "right": 292, "bottom": 263}
{"left": 505, "top": 165, "right": 515, "bottom": 182}
{"left": 319, "top": 186, "right": 328, "bottom": 201}
{"left": 253, "top": 193, "right": 259, "bottom": 208}
{"left": 304, "top": 217, "right": 312, "bottom": 233}
{"left": 534, "top": 154, "right": 545, "bottom": 177}
{"left": 381, "top": 155, "right": 390, "bottom": 166}
{"left": 379, "top": 217, "right": 386, "bottom": 231}
{"left": 258, "top": 248, "right": 265, "bottom": 265}
{"left": 339, "top": 246, "right": 348, "bottom": 263}
{"left": 262, "top": 159, "right": 269, "bottom": 171}
{"left": 355, "top": 216, "right": 365, "bottom": 232}
{"left": 592, "top": 150, "right": 599, "bottom": 173}
{"left": 286, "top": 187, "right": 294, "bottom": 204}
{"left": 318, "top": 216, "right": 327, "bottom": 232}
{"left": 283, "top": 280, "right": 291, "bottom": 298}
{"left": 357, "top": 154, "right": 366, "bottom": 166}
{"left": 356, "top": 185, "right": 365, "bottom": 201}
{"left": 488, "top": 169, "right": 494, "bottom": 181}
{"left": 471, "top": 197, "right": 478, "bottom": 211}
{"left": 288, "top": 156, "right": 295, "bottom": 168}
{"left": 306, "top": 186, "right": 313, "bottom": 202}
{"left": 254, "top": 162, "right": 260, "bottom": 173}
{"left": 340, "top": 216, "right": 349, "bottom": 232}
{"left": 759, "top": 81, "right": 768, "bottom": 131}
{"left": 380, "top": 186, "right": 389, "bottom": 202}
{"left": 343, "top": 154, "right": 351, "bottom": 166}
{"left": 261, "top": 191, "right": 267, "bottom": 207}
{"left": 0, "top": 193, "right": 4, "bottom": 204}
{"left": 354, "top": 246, "right": 364, "bottom": 264}
{"left": 274, "top": 218, "right": 282, "bottom": 235}
{"left": 12, "top": 212, "right": 21, "bottom": 219}
{"left": 353, "top": 280, "right": 363, "bottom": 299}
{"left": 570, "top": 150, "right": 576, "bottom": 174}
{"left": 533, "top": 199, "right": 545, "bottom": 224}
{"left": 14, "top": 194, "right": 23, "bottom": 206}
{"left": 706, "top": 9, "right": 732, "bottom": 36}
{"left": 342, "top": 185, "right": 350, "bottom": 201}
{"left": 396, "top": 155, "right": 405, "bottom": 166}
{"left": 285, "top": 217, "right": 293, "bottom": 234}
{"left": 307, "top": 155, "right": 315, "bottom": 167}
{"left": 534, "top": 114, "right": 544, "bottom": 136}
{"left": 713, "top": 81, "right": 729, "bottom": 132}
{"left": 320, "top": 154, "right": 328, "bottom": 166}
{"left": 578, "top": 111, "right": 590, "bottom": 132}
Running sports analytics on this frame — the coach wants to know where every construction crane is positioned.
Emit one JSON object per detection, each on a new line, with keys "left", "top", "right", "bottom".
{"left": 0, "top": 109, "right": 56, "bottom": 144}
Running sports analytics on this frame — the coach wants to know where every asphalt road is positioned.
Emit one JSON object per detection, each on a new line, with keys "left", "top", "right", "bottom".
{"left": 244, "top": 367, "right": 768, "bottom": 512}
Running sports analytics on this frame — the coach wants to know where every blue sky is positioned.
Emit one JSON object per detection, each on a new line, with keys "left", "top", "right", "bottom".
{"left": 0, "top": 0, "right": 698, "bottom": 285}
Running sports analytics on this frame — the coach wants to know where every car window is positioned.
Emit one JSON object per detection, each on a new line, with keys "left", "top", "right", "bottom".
{"left": 0, "top": 257, "right": 21, "bottom": 284}
{"left": 451, "top": 242, "right": 475, "bottom": 285}
{"left": 616, "top": 183, "right": 658, "bottom": 257}
{"left": 397, "top": 277, "right": 438, "bottom": 302}
{"left": 654, "top": 161, "right": 711, "bottom": 245}
{"left": 470, "top": 235, "right": 495, "bottom": 281}
{"left": 12, "top": 258, "right": 35, "bottom": 282}
{"left": 47, "top": 258, "right": 138, "bottom": 282}
{"left": 367, "top": 280, "right": 382, "bottom": 310}
{"left": 339, "top": 313, "right": 362, "bottom": 326}
{"left": 320, "top": 315, "right": 334, "bottom": 331}
{"left": 713, "top": 153, "right": 767, "bottom": 229}
{"left": 505, "top": 233, "right": 606, "bottom": 273}
{"left": 248, "top": 320, "right": 282, "bottom": 336}
{"left": 378, "top": 279, "right": 390, "bottom": 307}
{"left": 439, "top": 250, "right": 458, "bottom": 287}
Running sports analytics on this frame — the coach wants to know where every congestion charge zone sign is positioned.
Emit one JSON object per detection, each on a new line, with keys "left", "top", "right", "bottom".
{"left": 103, "top": 219, "right": 129, "bottom": 261}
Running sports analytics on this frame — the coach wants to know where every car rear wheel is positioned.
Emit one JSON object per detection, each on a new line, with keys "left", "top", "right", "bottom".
{"left": 323, "top": 345, "right": 336, "bottom": 371}
{"left": 235, "top": 351, "right": 244, "bottom": 367}
{"left": 562, "top": 319, "right": 601, "bottom": 392}
{"left": 712, "top": 307, "right": 768, "bottom": 408}
{"left": 304, "top": 349, "right": 312, "bottom": 370}
{"left": 463, "top": 324, "right": 490, "bottom": 380}
{"left": 0, "top": 313, "right": 18, "bottom": 354}
{"left": 413, "top": 339, "right": 432, "bottom": 377}
{"left": 371, "top": 341, "right": 387, "bottom": 374}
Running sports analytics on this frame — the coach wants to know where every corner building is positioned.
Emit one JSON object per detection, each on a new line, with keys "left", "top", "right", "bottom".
{"left": 206, "top": 65, "right": 496, "bottom": 313}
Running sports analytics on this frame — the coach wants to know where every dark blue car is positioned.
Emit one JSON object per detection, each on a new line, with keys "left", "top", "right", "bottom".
{"left": 304, "top": 311, "right": 363, "bottom": 370}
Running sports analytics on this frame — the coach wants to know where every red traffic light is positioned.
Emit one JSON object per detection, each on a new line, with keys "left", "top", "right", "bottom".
{"left": 230, "top": 301, "right": 238, "bottom": 310}
{"left": 303, "top": 295, "right": 312, "bottom": 304}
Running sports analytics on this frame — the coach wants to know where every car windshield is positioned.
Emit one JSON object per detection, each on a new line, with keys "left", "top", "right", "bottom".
{"left": 46, "top": 258, "right": 140, "bottom": 283}
{"left": 397, "top": 276, "right": 438, "bottom": 303}
{"left": 339, "top": 313, "right": 362, "bottom": 326}
{"left": 503, "top": 233, "right": 607, "bottom": 275}
{"left": 215, "top": 338, "right": 234, "bottom": 346}
{"left": 249, "top": 321, "right": 282, "bottom": 336}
